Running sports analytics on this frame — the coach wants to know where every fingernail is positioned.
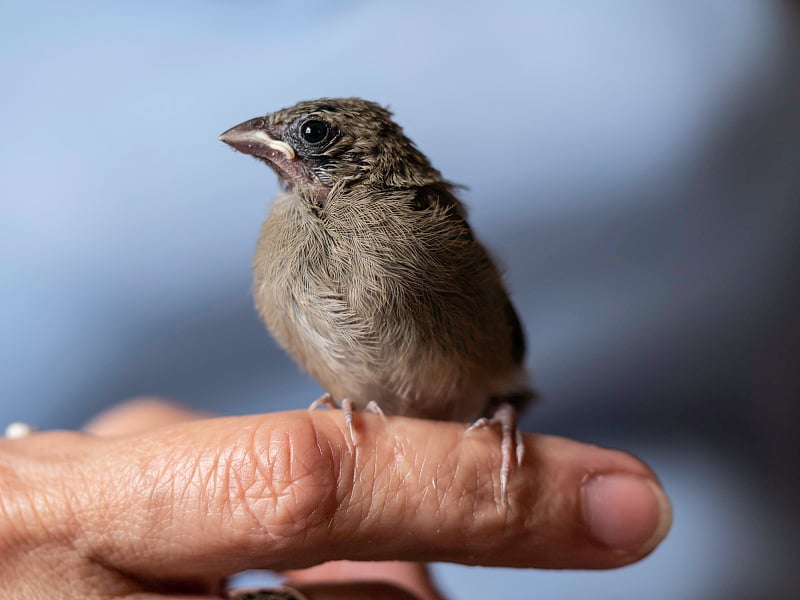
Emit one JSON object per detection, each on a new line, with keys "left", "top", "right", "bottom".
{"left": 582, "top": 474, "right": 672, "bottom": 555}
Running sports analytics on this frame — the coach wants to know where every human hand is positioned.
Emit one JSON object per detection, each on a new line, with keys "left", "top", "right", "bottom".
{"left": 0, "top": 398, "right": 671, "bottom": 598}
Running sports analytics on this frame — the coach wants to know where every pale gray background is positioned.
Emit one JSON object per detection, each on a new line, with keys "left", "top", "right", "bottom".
{"left": 2, "top": 1, "right": 799, "bottom": 598}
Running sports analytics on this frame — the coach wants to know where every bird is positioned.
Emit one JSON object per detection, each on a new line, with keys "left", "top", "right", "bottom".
{"left": 219, "top": 98, "right": 534, "bottom": 497}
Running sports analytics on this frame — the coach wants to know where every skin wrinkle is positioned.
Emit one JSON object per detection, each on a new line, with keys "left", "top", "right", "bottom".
{"left": 147, "top": 464, "right": 177, "bottom": 557}
{"left": 87, "top": 452, "right": 149, "bottom": 574}
{"left": 412, "top": 437, "right": 434, "bottom": 510}
{"left": 140, "top": 416, "right": 462, "bottom": 568}
{"left": 329, "top": 430, "right": 359, "bottom": 547}
{"left": 191, "top": 446, "right": 217, "bottom": 530}
{"left": 0, "top": 454, "right": 35, "bottom": 557}
{"left": 229, "top": 430, "right": 276, "bottom": 542}
{"left": 392, "top": 434, "right": 434, "bottom": 522}
{"left": 380, "top": 425, "right": 448, "bottom": 552}
{"left": 348, "top": 418, "right": 489, "bottom": 561}
{"left": 100, "top": 440, "right": 190, "bottom": 568}
{"left": 257, "top": 415, "right": 374, "bottom": 569}
{"left": 216, "top": 424, "right": 284, "bottom": 546}
{"left": 89, "top": 420, "right": 337, "bottom": 576}
{"left": 340, "top": 433, "right": 373, "bottom": 546}
{"left": 254, "top": 418, "right": 341, "bottom": 555}
{"left": 26, "top": 467, "right": 74, "bottom": 548}
{"left": 61, "top": 463, "right": 101, "bottom": 565}
{"left": 5, "top": 547, "right": 101, "bottom": 599}
{"left": 230, "top": 427, "right": 278, "bottom": 544}
{"left": 444, "top": 434, "right": 529, "bottom": 560}
{"left": 504, "top": 443, "right": 573, "bottom": 564}
{"left": 218, "top": 440, "right": 264, "bottom": 542}
{"left": 0, "top": 442, "right": 136, "bottom": 596}
{"left": 451, "top": 449, "right": 483, "bottom": 557}
{"left": 229, "top": 467, "right": 259, "bottom": 538}
{"left": 218, "top": 442, "right": 241, "bottom": 528}
{"left": 166, "top": 446, "right": 195, "bottom": 541}
{"left": 365, "top": 437, "right": 398, "bottom": 542}
{"left": 232, "top": 420, "right": 343, "bottom": 550}
{"left": 5, "top": 450, "right": 69, "bottom": 546}
{"left": 267, "top": 426, "right": 311, "bottom": 532}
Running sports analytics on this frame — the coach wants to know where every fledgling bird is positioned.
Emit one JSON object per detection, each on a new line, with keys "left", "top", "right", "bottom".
{"left": 220, "top": 98, "right": 534, "bottom": 496}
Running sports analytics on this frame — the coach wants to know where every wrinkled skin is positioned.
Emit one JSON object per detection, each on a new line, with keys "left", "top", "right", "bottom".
{"left": 0, "top": 398, "right": 671, "bottom": 598}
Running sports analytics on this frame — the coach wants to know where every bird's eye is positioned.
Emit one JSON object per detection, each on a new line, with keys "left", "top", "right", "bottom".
{"left": 300, "top": 119, "right": 331, "bottom": 145}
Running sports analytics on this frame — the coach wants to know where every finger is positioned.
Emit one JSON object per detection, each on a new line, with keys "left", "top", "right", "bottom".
{"left": 60, "top": 410, "right": 670, "bottom": 579}
{"left": 284, "top": 561, "right": 445, "bottom": 600}
{"left": 84, "top": 397, "right": 210, "bottom": 435}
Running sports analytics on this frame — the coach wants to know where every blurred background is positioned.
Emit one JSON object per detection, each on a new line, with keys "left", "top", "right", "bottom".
{"left": 2, "top": 1, "right": 799, "bottom": 598}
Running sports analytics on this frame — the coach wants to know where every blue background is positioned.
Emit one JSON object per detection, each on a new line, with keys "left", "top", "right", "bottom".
{"left": 2, "top": 1, "right": 799, "bottom": 598}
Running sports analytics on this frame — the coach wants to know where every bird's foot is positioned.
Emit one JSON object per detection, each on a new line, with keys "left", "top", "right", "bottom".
{"left": 308, "top": 393, "right": 385, "bottom": 445}
{"left": 308, "top": 392, "right": 337, "bottom": 411}
{"left": 364, "top": 400, "right": 386, "bottom": 421}
{"left": 308, "top": 393, "right": 356, "bottom": 443}
{"left": 466, "top": 402, "right": 524, "bottom": 504}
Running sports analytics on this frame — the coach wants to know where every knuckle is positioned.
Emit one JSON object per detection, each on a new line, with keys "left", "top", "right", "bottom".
{"left": 117, "top": 416, "right": 347, "bottom": 559}
{"left": 213, "top": 417, "right": 342, "bottom": 543}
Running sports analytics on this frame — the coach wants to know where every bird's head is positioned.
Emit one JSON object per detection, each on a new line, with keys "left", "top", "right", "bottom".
{"left": 219, "top": 98, "right": 442, "bottom": 198}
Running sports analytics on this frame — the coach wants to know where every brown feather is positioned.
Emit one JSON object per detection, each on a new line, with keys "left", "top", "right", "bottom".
{"left": 225, "top": 98, "right": 534, "bottom": 422}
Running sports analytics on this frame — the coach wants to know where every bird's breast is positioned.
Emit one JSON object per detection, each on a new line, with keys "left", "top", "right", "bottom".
{"left": 252, "top": 191, "right": 525, "bottom": 421}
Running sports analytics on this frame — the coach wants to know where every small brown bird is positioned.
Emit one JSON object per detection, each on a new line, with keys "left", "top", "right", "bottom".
{"left": 220, "top": 98, "right": 533, "bottom": 496}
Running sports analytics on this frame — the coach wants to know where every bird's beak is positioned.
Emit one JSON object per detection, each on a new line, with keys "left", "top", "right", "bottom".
{"left": 219, "top": 118, "right": 296, "bottom": 161}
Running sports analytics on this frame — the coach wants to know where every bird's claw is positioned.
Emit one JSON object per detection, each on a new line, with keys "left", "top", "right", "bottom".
{"left": 467, "top": 402, "right": 523, "bottom": 504}
{"left": 341, "top": 398, "right": 357, "bottom": 445}
{"left": 308, "top": 392, "right": 337, "bottom": 412}
{"left": 308, "top": 393, "right": 387, "bottom": 446}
